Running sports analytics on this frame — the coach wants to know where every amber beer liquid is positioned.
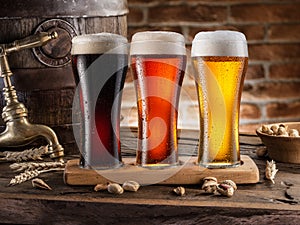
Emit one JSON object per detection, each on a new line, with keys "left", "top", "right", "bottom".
{"left": 71, "top": 33, "right": 128, "bottom": 169}
{"left": 192, "top": 31, "right": 248, "bottom": 168}
{"left": 130, "top": 32, "right": 186, "bottom": 167}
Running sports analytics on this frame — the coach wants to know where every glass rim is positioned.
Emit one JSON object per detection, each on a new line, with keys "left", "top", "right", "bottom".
{"left": 131, "top": 31, "right": 185, "bottom": 43}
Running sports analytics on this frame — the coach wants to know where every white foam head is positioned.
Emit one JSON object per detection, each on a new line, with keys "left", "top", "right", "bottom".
{"left": 191, "top": 30, "right": 248, "bottom": 57}
{"left": 130, "top": 31, "right": 186, "bottom": 55}
{"left": 71, "top": 33, "right": 128, "bottom": 55}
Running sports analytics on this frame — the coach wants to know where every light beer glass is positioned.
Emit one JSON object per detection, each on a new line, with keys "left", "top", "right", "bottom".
{"left": 130, "top": 31, "right": 186, "bottom": 167}
{"left": 71, "top": 33, "right": 128, "bottom": 169}
{"left": 191, "top": 30, "right": 248, "bottom": 168}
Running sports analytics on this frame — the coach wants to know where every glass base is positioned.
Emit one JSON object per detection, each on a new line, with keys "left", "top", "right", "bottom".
{"left": 137, "top": 162, "right": 180, "bottom": 170}
{"left": 80, "top": 162, "right": 124, "bottom": 170}
{"left": 199, "top": 161, "right": 241, "bottom": 169}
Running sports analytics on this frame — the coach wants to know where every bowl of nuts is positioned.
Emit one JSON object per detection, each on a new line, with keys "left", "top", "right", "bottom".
{"left": 256, "top": 122, "right": 300, "bottom": 164}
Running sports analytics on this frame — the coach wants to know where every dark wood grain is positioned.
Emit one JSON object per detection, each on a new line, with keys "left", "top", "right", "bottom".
{"left": 0, "top": 10, "right": 127, "bottom": 157}
{"left": 0, "top": 131, "right": 299, "bottom": 224}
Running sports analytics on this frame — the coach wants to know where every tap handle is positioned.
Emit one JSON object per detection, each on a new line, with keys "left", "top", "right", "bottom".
{"left": 4, "top": 31, "right": 58, "bottom": 54}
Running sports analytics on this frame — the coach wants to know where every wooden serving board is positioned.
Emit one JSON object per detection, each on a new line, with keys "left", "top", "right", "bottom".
{"left": 64, "top": 155, "right": 259, "bottom": 185}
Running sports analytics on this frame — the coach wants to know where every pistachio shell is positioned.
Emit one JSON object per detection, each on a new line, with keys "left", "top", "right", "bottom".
{"left": 202, "top": 176, "right": 218, "bottom": 183}
{"left": 107, "top": 183, "right": 124, "bottom": 194}
{"left": 270, "top": 124, "right": 279, "bottom": 134}
{"left": 122, "top": 180, "right": 140, "bottom": 192}
{"left": 277, "top": 126, "right": 287, "bottom": 135}
{"left": 289, "top": 129, "right": 299, "bottom": 137}
{"left": 217, "top": 183, "right": 235, "bottom": 197}
{"left": 256, "top": 146, "right": 268, "bottom": 158}
{"left": 201, "top": 180, "right": 218, "bottom": 194}
{"left": 220, "top": 180, "right": 237, "bottom": 190}
{"left": 94, "top": 183, "right": 108, "bottom": 192}
{"left": 173, "top": 186, "right": 185, "bottom": 196}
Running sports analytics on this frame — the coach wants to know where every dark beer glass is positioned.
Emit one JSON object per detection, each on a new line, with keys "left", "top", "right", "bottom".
{"left": 71, "top": 33, "right": 128, "bottom": 169}
{"left": 130, "top": 31, "right": 186, "bottom": 167}
{"left": 191, "top": 30, "right": 248, "bottom": 168}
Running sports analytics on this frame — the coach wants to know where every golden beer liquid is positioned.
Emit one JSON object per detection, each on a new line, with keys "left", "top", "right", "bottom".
{"left": 192, "top": 56, "right": 248, "bottom": 168}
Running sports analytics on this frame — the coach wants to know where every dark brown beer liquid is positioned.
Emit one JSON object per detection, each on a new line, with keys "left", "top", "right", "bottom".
{"left": 72, "top": 54, "right": 127, "bottom": 169}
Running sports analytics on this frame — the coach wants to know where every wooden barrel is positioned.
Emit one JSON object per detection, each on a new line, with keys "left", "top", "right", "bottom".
{"left": 0, "top": 0, "right": 128, "bottom": 155}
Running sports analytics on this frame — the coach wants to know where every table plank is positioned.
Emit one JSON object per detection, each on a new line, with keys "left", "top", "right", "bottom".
{"left": 0, "top": 129, "right": 299, "bottom": 224}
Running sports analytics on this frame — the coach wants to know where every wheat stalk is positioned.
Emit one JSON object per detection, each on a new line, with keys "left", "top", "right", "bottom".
{"left": 0, "top": 146, "right": 48, "bottom": 162}
{"left": 9, "top": 168, "right": 64, "bottom": 186}
{"left": 10, "top": 161, "right": 65, "bottom": 172}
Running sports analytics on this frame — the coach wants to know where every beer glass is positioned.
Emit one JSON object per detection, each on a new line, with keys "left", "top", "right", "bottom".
{"left": 191, "top": 30, "right": 248, "bottom": 168}
{"left": 130, "top": 31, "right": 186, "bottom": 167}
{"left": 71, "top": 33, "right": 128, "bottom": 169}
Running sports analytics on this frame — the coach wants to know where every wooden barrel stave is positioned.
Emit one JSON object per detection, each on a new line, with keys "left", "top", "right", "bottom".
{"left": 0, "top": 1, "right": 128, "bottom": 155}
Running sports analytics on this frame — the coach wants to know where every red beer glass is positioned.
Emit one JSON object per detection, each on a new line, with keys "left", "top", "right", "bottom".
{"left": 130, "top": 31, "right": 186, "bottom": 167}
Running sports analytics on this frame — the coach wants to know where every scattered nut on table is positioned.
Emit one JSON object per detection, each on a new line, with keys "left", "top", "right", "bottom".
{"left": 217, "top": 183, "right": 235, "bottom": 197}
{"left": 122, "top": 180, "right": 140, "bottom": 192}
{"left": 217, "top": 179, "right": 237, "bottom": 197}
{"left": 256, "top": 146, "right": 268, "bottom": 158}
{"left": 219, "top": 180, "right": 237, "bottom": 191}
{"left": 201, "top": 177, "right": 218, "bottom": 194}
{"left": 173, "top": 186, "right": 185, "bottom": 196}
{"left": 107, "top": 183, "right": 124, "bottom": 194}
{"left": 94, "top": 183, "right": 108, "bottom": 192}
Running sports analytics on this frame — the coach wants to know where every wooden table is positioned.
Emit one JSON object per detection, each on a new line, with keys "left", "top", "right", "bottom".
{"left": 0, "top": 128, "right": 299, "bottom": 224}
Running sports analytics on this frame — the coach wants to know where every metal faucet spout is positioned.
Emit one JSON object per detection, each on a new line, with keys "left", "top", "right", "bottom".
{"left": 0, "top": 32, "right": 64, "bottom": 161}
{"left": 0, "top": 118, "right": 64, "bottom": 161}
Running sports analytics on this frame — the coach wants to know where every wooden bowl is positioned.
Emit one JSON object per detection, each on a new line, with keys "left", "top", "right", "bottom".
{"left": 256, "top": 122, "right": 300, "bottom": 164}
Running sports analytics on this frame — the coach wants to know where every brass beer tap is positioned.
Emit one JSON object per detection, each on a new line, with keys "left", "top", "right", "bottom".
{"left": 0, "top": 32, "right": 64, "bottom": 162}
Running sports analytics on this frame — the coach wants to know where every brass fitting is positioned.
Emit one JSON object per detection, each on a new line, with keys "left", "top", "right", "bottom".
{"left": 0, "top": 32, "right": 64, "bottom": 162}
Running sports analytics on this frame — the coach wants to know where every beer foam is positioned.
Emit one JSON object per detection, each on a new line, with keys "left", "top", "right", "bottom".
{"left": 191, "top": 30, "right": 248, "bottom": 57}
{"left": 71, "top": 33, "right": 128, "bottom": 55}
{"left": 130, "top": 31, "right": 186, "bottom": 55}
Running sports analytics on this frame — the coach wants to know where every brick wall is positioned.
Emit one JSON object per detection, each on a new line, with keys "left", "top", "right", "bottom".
{"left": 121, "top": 0, "right": 300, "bottom": 134}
